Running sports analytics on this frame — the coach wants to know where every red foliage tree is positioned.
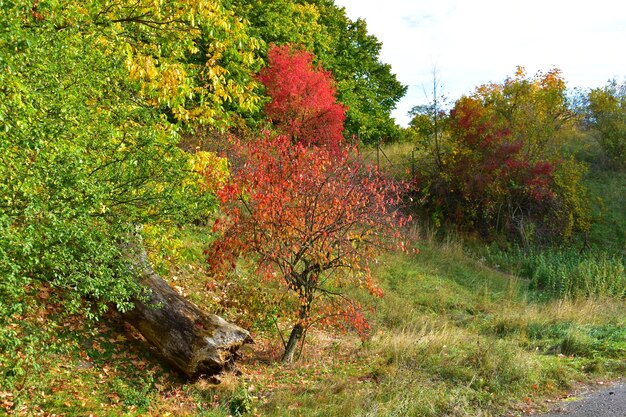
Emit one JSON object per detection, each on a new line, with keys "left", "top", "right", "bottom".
{"left": 208, "top": 134, "right": 406, "bottom": 363}
{"left": 413, "top": 69, "right": 591, "bottom": 243}
{"left": 420, "top": 95, "right": 558, "bottom": 238}
{"left": 257, "top": 44, "right": 347, "bottom": 152}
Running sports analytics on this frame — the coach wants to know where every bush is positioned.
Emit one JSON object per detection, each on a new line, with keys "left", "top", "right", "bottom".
{"left": 586, "top": 79, "right": 626, "bottom": 169}
{"left": 412, "top": 68, "right": 591, "bottom": 243}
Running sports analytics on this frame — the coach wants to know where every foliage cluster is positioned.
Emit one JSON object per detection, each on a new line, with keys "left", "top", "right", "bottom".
{"left": 585, "top": 79, "right": 626, "bottom": 168}
{"left": 209, "top": 134, "right": 404, "bottom": 343}
{"left": 0, "top": 0, "right": 270, "bottom": 388}
{"left": 0, "top": 0, "right": 266, "bottom": 321}
{"left": 257, "top": 44, "right": 346, "bottom": 151}
{"left": 584, "top": 169, "right": 626, "bottom": 252}
{"left": 411, "top": 68, "right": 591, "bottom": 243}
{"left": 229, "top": 0, "right": 408, "bottom": 142}
{"left": 1, "top": 0, "right": 407, "bottom": 327}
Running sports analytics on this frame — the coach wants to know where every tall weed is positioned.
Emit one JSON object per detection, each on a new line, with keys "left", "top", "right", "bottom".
{"left": 487, "top": 246, "right": 625, "bottom": 299}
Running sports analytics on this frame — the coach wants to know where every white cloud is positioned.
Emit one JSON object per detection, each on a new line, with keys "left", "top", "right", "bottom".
{"left": 334, "top": 0, "right": 626, "bottom": 126}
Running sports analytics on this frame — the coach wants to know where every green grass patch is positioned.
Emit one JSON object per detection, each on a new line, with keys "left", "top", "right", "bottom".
{"left": 5, "top": 217, "right": 626, "bottom": 416}
{"left": 485, "top": 245, "right": 625, "bottom": 299}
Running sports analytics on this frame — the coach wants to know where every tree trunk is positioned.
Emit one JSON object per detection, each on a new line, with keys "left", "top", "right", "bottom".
{"left": 121, "top": 271, "right": 252, "bottom": 377}
{"left": 281, "top": 323, "right": 304, "bottom": 364}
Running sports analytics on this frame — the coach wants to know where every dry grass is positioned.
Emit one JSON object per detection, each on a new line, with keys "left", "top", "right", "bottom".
{"left": 4, "top": 220, "right": 626, "bottom": 417}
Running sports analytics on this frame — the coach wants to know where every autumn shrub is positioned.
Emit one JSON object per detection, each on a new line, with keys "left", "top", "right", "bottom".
{"left": 413, "top": 68, "right": 591, "bottom": 243}
{"left": 207, "top": 134, "right": 407, "bottom": 362}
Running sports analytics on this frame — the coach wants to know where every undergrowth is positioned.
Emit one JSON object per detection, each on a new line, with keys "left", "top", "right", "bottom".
{"left": 3, "top": 143, "right": 625, "bottom": 416}
{"left": 5, "top": 227, "right": 626, "bottom": 417}
{"left": 485, "top": 246, "right": 625, "bottom": 299}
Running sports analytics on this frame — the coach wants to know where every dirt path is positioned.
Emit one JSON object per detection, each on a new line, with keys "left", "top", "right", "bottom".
{"left": 532, "top": 381, "right": 626, "bottom": 417}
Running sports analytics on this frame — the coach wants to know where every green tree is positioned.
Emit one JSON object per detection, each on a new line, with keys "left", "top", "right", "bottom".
{"left": 586, "top": 79, "right": 626, "bottom": 168}
{"left": 228, "top": 0, "right": 407, "bottom": 143}
{"left": 0, "top": 0, "right": 262, "bottom": 322}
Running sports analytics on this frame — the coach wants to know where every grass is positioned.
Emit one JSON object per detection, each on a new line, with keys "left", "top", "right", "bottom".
{"left": 484, "top": 245, "right": 625, "bottom": 299}
{"left": 3, "top": 141, "right": 625, "bottom": 416}
{"left": 5, "top": 228, "right": 626, "bottom": 417}
{"left": 360, "top": 140, "right": 422, "bottom": 179}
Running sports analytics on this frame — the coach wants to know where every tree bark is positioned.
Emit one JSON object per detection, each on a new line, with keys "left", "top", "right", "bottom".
{"left": 121, "top": 270, "right": 252, "bottom": 377}
{"left": 281, "top": 323, "right": 304, "bottom": 364}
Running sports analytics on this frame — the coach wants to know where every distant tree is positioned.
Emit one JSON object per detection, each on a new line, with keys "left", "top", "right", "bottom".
{"left": 209, "top": 134, "right": 406, "bottom": 363}
{"left": 258, "top": 44, "right": 346, "bottom": 151}
{"left": 412, "top": 68, "right": 590, "bottom": 242}
{"left": 408, "top": 69, "right": 449, "bottom": 169}
{"left": 586, "top": 79, "right": 626, "bottom": 168}
{"left": 442, "top": 96, "right": 561, "bottom": 238}
{"left": 471, "top": 67, "right": 576, "bottom": 159}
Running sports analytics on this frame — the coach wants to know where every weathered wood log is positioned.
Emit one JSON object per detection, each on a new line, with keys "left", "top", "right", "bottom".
{"left": 121, "top": 271, "right": 252, "bottom": 377}
{"left": 119, "top": 226, "right": 251, "bottom": 377}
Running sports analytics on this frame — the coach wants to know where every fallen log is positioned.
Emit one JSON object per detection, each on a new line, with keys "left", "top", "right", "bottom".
{"left": 121, "top": 271, "right": 252, "bottom": 377}
{"left": 120, "top": 229, "right": 251, "bottom": 378}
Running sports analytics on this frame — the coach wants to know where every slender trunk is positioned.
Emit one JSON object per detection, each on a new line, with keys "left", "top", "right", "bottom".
{"left": 281, "top": 277, "right": 313, "bottom": 364}
{"left": 281, "top": 322, "right": 304, "bottom": 364}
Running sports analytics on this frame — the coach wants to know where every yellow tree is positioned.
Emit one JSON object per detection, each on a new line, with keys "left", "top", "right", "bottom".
{"left": 0, "top": 0, "right": 263, "bottom": 322}
{"left": 473, "top": 67, "right": 576, "bottom": 159}
{"left": 587, "top": 80, "right": 626, "bottom": 168}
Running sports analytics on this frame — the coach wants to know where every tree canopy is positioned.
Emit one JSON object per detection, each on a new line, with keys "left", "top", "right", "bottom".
{"left": 228, "top": 0, "right": 407, "bottom": 142}
{"left": 586, "top": 79, "right": 626, "bottom": 168}
{"left": 0, "top": 0, "right": 263, "bottom": 318}
{"left": 258, "top": 44, "right": 346, "bottom": 151}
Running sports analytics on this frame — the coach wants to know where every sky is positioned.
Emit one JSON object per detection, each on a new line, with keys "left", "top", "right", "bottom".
{"left": 334, "top": 0, "right": 626, "bottom": 127}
